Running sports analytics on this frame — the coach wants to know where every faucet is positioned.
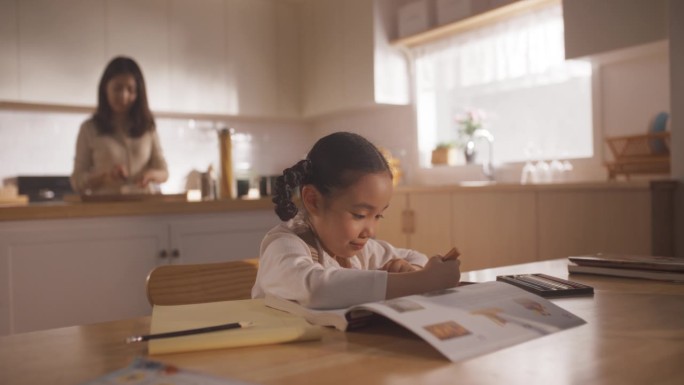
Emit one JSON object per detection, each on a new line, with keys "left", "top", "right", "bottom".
{"left": 473, "top": 129, "right": 495, "bottom": 181}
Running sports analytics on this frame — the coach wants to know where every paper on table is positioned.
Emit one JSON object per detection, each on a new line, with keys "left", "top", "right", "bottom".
{"left": 149, "top": 298, "right": 323, "bottom": 355}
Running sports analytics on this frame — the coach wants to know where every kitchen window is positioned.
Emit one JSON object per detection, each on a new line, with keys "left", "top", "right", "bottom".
{"left": 412, "top": 3, "right": 593, "bottom": 167}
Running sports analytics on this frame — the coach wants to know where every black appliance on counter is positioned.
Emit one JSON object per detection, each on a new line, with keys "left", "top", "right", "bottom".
{"left": 4, "top": 176, "right": 74, "bottom": 202}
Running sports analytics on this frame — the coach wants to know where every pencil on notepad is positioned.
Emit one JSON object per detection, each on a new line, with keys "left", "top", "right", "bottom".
{"left": 125, "top": 321, "right": 253, "bottom": 343}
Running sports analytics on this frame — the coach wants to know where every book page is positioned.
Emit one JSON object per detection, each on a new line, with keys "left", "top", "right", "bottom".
{"left": 356, "top": 281, "right": 585, "bottom": 362}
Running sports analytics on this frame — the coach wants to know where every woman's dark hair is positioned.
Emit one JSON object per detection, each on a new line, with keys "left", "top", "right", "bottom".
{"left": 272, "top": 132, "right": 392, "bottom": 221}
{"left": 92, "top": 56, "right": 155, "bottom": 138}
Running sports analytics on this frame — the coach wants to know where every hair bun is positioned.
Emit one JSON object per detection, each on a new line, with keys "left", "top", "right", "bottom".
{"left": 274, "top": 199, "right": 298, "bottom": 221}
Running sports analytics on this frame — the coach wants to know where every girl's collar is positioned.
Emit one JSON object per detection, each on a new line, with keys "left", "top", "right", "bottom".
{"left": 292, "top": 212, "right": 352, "bottom": 268}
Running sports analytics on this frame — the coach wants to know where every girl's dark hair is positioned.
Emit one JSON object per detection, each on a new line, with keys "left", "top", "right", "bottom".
{"left": 92, "top": 56, "right": 155, "bottom": 138}
{"left": 272, "top": 132, "right": 392, "bottom": 221}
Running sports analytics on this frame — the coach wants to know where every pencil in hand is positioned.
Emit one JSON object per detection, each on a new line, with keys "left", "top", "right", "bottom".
{"left": 441, "top": 247, "right": 460, "bottom": 261}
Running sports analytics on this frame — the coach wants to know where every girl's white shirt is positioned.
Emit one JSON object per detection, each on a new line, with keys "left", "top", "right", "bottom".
{"left": 252, "top": 214, "right": 428, "bottom": 309}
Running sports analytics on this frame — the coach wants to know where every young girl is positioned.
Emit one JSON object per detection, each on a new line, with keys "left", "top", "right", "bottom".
{"left": 252, "top": 132, "right": 461, "bottom": 309}
{"left": 71, "top": 56, "right": 168, "bottom": 195}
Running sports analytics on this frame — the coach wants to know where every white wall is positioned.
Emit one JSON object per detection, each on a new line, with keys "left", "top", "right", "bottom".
{"left": 309, "top": 105, "right": 419, "bottom": 185}
{"left": 598, "top": 41, "right": 670, "bottom": 139}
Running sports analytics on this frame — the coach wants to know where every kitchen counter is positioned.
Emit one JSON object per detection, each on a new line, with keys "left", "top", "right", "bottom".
{"left": 395, "top": 179, "right": 676, "bottom": 193}
{"left": 0, "top": 197, "right": 274, "bottom": 222}
{"left": 0, "top": 180, "right": 676, "bottom": 222}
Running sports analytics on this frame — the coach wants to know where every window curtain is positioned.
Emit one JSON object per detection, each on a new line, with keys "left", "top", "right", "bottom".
{"left": 412, "top": 3, "right": 592, "bottom": 165}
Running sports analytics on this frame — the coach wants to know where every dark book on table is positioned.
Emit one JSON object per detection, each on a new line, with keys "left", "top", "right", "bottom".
{"left": 567, "top": 264, "right": 684, "bottom": 282}
{"left": 567, "top": 253, "right": 684, "bottom": 282}
{"left": 568, "top": 253, "right": 684, "bottom": 272}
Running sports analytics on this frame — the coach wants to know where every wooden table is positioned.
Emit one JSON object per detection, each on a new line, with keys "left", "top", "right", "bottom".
{"left": 1, "top": 259, "right": 683, "bottom": 385}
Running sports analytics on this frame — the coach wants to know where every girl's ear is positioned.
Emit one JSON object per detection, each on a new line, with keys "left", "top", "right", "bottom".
{"left": 301, "top": 185, "right": 321, "bottom": 215}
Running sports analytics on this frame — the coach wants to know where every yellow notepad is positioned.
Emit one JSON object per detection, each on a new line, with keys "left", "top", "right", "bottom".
{"left": 149, "top": 298, "right": 323, "bottom": 355}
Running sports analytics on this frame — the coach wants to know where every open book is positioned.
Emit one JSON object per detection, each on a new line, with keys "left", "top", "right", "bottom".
{"left": 265, "top": 281, "right": 586, "bottom": 362}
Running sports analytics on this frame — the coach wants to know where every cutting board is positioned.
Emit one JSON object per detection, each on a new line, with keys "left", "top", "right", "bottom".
{"left": 63, "top": 193, "right": 187, "bottom": 203}
{"left": 0, "top": 195, "right": 29, "bottom": 206}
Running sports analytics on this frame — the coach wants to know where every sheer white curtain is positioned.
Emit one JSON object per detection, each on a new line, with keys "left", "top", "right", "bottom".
{"left": 413, "top": 4, "right": 593, "bottom": 166}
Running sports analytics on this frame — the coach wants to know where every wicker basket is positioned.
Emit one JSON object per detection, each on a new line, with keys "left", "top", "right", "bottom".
{"left": 604, "top": 132, "right": 670, "bottom": 179}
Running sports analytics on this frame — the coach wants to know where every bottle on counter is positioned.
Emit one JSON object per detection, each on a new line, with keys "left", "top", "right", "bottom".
{"left": 218, "top": 128, "right": 235, "bottom": 199}
{"left": 200, "top": 165, "right": 217, "bottom": 201}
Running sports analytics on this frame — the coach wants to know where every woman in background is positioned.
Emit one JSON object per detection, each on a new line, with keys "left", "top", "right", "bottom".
{"left": 71, "top": 56, "right": 168, "bottom": 195}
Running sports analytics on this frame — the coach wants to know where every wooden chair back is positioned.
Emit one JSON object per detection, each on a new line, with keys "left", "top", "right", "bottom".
{"left": 146, "top": 258, "right": 259, "bottom": 306}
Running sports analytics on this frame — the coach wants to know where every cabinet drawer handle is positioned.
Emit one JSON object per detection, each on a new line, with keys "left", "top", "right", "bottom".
{"left": 171, "top": 249, "right": 180, "bottom": 258}
{"left": 159, "top": 250, "right": 168, "bottom": 258}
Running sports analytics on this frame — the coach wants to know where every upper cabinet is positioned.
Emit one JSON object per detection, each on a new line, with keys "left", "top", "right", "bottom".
{"left": 0, "top": 0, "right": 19, "bottom": 101}
{"left": 106, "top": 0, "right": 171, "bottom": 112}
{"left": 299, "top": 0, "right": 409, "bottom": 118}
{"left": 1, "top": 0, "right": 405, "bottom": 118}
{"left": 17, "top": 0, "right": 106, "bottom": 105}
{"left": 562, "top": 0, "right": 668, "bottom": 59}
{"left": 0, "top": 0, "right": 300, "bottom": 118}
{"left": 168, "top": 0, "right": 229, "bottom": 114}
{"left": 224, "top": 0, "right": 300, "bottom": 117}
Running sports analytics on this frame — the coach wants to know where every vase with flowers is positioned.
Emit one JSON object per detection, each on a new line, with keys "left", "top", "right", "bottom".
{"left": 455, "top": 108, "right": 488, "bottom": 164}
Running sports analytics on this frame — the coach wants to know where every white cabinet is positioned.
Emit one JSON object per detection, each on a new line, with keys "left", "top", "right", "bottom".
{"left": 0, "top": 217, "right": 168, "bottom": 335}
{"left": 0, "top": 210, "right": 278, "bottom": 335}
{"left": 17, "top": 0, "right": 105, "bottom": 105}
{"left": 168, "top": 210, "right": 278, "bottom": 264}
{"left": 224, "top": 0, "right": 300, "bottom": 118}
{"left": 0, "top": 0, "right": 19, "bottom": 100}
{"left": 376, "top": 183, "right": 672, "bottom": 273}
{"left": 164, "top": 0, "right": 301, "bottom": 116}
{"left": 563, "top": 0, "right": 668, "bottom": 59}
{"left": 375, "top": 191, "right": 453, "bottom": 259}
{"left": 105, "top": 0, "right": 171, "bottom": 111}
{"left": 300, "top": 0, "right": 409, "bottom": 117}
{"left": 451, "top": 191, "right": 536, "bottom": 272}
{"left": 408, "top": 192, "right": 453, "bottom": 258}
{"left": 377, "top": 189, "right": 536, "bottom": 272}
{"left": 168, "top": 0, "right": 228, "bottom": 114}
{"left": 2, "top": 0, "right": 300, "bottom": 118}
{"left": 537, "top": 189, "right": 652, "bottom": 260}
{"left": 376, "top": 191, "right": 408, "bottom": 248}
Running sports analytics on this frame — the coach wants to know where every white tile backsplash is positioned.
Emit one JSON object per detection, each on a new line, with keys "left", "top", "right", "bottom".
{"left": 310, "top": 105, "right": 420, "bottom": 185}
{"left": 0, "top": 110, "right": 312, "bottom": 194}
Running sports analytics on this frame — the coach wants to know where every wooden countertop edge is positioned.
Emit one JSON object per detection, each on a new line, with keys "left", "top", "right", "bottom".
{"left": 1, "top": 181, "right": 677, "bottom": 222}
{"left": 0, "top": 198, "right": 275, "bottom": 222}
{"left": 394, "top": 180, "right": 677, "bottom": 193}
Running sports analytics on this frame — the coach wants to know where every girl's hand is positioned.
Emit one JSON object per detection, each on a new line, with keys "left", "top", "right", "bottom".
{"left": 422, "top": 255, "right": 461, "bottom": 288}
{"left": 441, "top": 247, "right": 460, "bottom": 261}
{"left": 380, "top": 258, "right": 419, "bottom": 273}
{"left": 385, "top": 254, "right": 462, "bottom": 299}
